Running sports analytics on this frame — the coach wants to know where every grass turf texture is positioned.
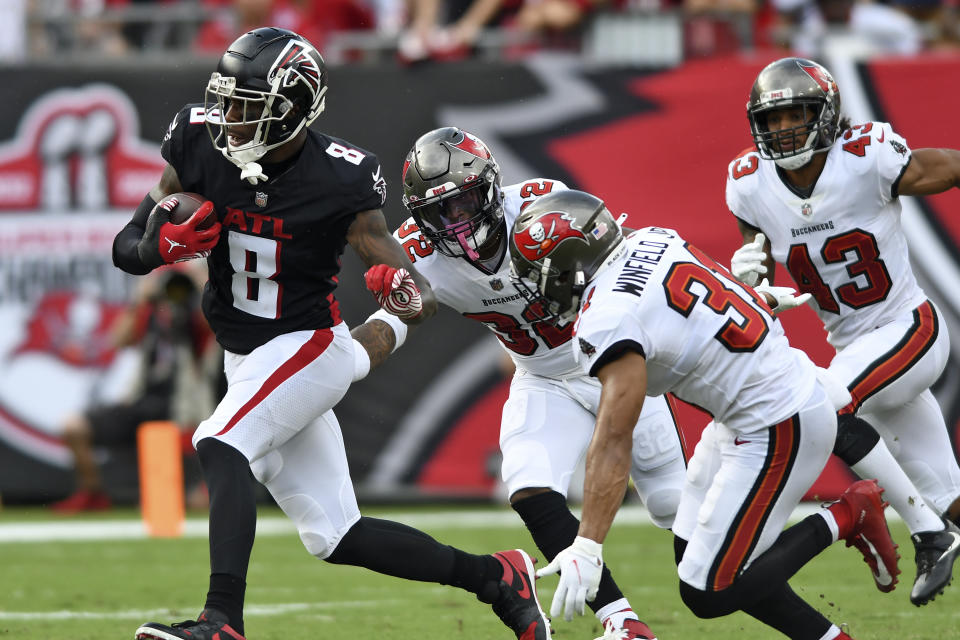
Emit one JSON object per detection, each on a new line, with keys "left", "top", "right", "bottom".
{"left": 0, "top": 505, "right": 955, "bottom": 640}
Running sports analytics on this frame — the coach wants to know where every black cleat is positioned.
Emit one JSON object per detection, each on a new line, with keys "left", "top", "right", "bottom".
{"left": 910, "top": 518, "right": 960, "bottom": 606}
{"left": 479, "top": 549, "right": 552, "bottom": 640}
{"left": 135, "top": 608, "right": 245, "bottom": 640}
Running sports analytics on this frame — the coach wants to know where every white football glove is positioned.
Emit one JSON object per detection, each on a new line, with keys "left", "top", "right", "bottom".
{"left": 364, "top": 264, "right": 423, "bottom": 321}
{"left": 730, "top": 232, "right": 768, "bottom": 286}
{"left": 535, "top": 536, "right": 603, "bottom": 622}
{"left": 755, "top": 278, "right": 811, "bottom": 315}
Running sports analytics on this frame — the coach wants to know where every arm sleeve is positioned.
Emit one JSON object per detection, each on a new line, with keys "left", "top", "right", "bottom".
{"left": 115, "top": 106, "right": 193, "bottom": 275}
{"left": 112, "top": 192, "right": 156, "bottom": 275}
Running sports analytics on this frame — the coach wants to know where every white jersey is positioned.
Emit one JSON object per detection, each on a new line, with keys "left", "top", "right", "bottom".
{"left": 394, "top": 179, "right": 582, "bottom": 377}
{"left": 573, "top": 227, "right": 817, "bottom": 433}
{"left": 726, "top": 121, "right": 926, "bottom": 349}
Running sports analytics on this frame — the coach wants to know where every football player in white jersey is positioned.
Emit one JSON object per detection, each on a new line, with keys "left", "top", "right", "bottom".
{"left": 726, "top": 57, "right": 960, "bottom": 606}
{"left": 352, "top": 127, "right": 688, "bottom": 640}
{"left": 508, "top": 189, "right": 901, "bottom": 640}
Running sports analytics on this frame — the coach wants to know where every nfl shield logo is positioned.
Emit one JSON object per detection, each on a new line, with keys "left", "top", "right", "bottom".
{"left": 255, "top": 191, "right": 268, "bottom": 207}
{"left": 490, "top": 278, "right": 504, "bottom": 291}
{"left": 801, "top": 202, "right": 813, "bottom": 217}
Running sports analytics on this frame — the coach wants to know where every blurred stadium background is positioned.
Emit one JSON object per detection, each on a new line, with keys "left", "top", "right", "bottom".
{"left": 0, "top": 0, "right": 959, "bottom": 515}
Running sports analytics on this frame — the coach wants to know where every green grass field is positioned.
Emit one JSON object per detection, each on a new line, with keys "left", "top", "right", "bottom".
{"left": 0, "top": 505, "right": 956, "bottom": 640}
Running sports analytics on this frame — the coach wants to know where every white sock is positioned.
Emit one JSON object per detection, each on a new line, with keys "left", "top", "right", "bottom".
{"left": 817, "top": 624, "right": 843, "bottom": 640}
{"left": 821, "top": 509, "right": 840, "bottom": 543}
{"left": 852, "top": 443, "right": 943, "bottom": 534}
{"left": 596, "top": 599, "right": 636, "bottom": 629}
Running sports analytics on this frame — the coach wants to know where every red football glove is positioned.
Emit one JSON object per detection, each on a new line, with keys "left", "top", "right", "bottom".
{"left": 364, "top": 264, "right": 423, "bottom": 321}
{"left": 137, "top": 197, "right": 222, "bottom": 269}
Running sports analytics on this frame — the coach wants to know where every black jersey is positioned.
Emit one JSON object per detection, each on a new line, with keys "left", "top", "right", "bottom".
{"left": 161, "top": 104, "right": 386, "bottom": 354}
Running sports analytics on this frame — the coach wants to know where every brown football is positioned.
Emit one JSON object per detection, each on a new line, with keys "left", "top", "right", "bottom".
{"left": 160, "top": 192, "right": 216, "bottom": 230}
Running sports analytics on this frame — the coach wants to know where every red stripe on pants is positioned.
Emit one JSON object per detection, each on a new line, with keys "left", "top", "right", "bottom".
{"left": 216, "top": 329, "right": 335, "bottom": 436}
{"left": 840, "top": 301, "right": 937, "bottom": 414}
{"left": 712, "top": 417, "right": 797, "bottom": 590}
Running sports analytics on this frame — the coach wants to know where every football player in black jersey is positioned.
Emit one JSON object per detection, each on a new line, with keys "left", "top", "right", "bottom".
{"left": 113, "top": 27, "right": 550, "bottom": 640}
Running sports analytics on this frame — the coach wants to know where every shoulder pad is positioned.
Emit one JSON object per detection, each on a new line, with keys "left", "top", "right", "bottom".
{"left": 727, "top": 148, "right": 762, "bottom": 199}
{"left": 161, "top": 103, "right": 209, "bottom": 172}
{"left": 392, "top": 216, "right": 421, "bottom": 241}
{"left": 394, "top": 216, "right": 437, "bottom": 265}
{"left": 835, "top": 121, "right": 898, "bottom": 176}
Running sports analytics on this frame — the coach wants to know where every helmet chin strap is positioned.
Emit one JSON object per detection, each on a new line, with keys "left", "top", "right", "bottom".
{"left": 222, "top": 125, "right": 271, "bottom": 184}
{"left": 220, "top": 148, "right": 269, "bottom": 185}
{"left": 771, "top": 129, "right": 825, "bottom": 171}
{"left": 773, "top": 149, "right": 814, "bottom": 171}
{"left": 239, "top": 162, "right": 268, "bottom": 185}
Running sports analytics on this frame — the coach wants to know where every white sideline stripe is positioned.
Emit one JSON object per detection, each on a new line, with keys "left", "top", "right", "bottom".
{"left": 0, "top": 503, "right": 900, "bottom": 543}
{"left": 0, "top": 601, "right": 395, "bottom": 621}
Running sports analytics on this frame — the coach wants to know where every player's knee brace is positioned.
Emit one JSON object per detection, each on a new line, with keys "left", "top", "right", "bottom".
{"left": 642, "top": 486, "right": 681, "bottom": 528}
{"left": 832, "top": 413, "right": 881, "bottom": 466}
{"left": 285, "top": 493, "right": 347, "bottom": 558}
{"left": 249, "top": 451, "right": 351, "bottom": 558}
{"left": 511, "top": 490, "right": 580, "bottom": 561}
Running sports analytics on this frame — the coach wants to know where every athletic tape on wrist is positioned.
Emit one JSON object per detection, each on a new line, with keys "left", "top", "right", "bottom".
{"left": 366, "top": 309, "right": 408, "bottom": 353}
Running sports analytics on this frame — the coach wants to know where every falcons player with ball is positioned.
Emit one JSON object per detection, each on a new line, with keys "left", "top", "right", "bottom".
{"left": 726, "top": 57, "right": 960, "bottom": 607}
{"left": 350, "top": 127, "right": 688, "bottom": 640}
{"left": 113, "top": 28, "right": 550, "bottom": 640}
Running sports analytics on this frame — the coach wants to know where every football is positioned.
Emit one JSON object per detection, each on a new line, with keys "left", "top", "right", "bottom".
{"left": 159, "top": 192, "right": 216, "bottom": 230}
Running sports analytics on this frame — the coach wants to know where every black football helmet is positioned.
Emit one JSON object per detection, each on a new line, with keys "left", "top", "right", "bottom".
{"left": 205, "top": 27, "right": 328, "bottom": 171}
{"left": 747, "top": 57, "right": 841, "bottom": 170}
{"left": 509, "top": 190, "right": 624, "bottom": 324}
{"left": 402, "top": 127, "right": 504, "bottom": 272}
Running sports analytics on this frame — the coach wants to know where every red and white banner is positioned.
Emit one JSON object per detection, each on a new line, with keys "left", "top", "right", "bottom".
{"left": 1, "top": 55, "right": 959, "bottom": 503}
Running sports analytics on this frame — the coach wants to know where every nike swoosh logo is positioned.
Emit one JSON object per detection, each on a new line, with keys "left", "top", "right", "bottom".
{"left": 877, "top": 130, "right": 885, "bottom": 143}
{"left": 734, "top": 437, "right": 750, "bottom": 446}
{"left": 937, "top": 532, "right": 960, "bottom": 562}
{"left": 861, "top": 535, "right": 894, "bottom": 586}
{"left": 506, "top": 556, "right": 532, "bottom": 599}
{"left": 571, "top": 558, "right": 582, "bottom": 583}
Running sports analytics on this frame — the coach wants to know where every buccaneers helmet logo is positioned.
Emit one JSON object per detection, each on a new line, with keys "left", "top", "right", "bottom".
{"left": 798, "top": 62, "right": 837, "bottom": 95}
{"left": 451, "top": 131, "right": 492, "bottom": 159}
{"left": 516, "top": 212, "right": 586, "bottom": 261}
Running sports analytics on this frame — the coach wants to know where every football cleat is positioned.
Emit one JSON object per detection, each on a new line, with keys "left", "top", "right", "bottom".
{"left": 481, "top": 549, "right": 551, "bottom": 640}
{"left": 838, "top": 479, "right": 901, "bottom": 592}
{"left": 135, "top": 608, "right": 245, "bottom": 640}
{"left": 595, "top": 618, "right": 658, "bottom": 640}
{"left": 910, "top": 517, "right": 960, "bottom": 606}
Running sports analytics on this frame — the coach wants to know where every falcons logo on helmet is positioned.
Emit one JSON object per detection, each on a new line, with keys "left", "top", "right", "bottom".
{"left": 516, "top": 212, "right": 586, "bottom": 261}
{"left": 268, "top": 40, "right": 323, "bottom": 95}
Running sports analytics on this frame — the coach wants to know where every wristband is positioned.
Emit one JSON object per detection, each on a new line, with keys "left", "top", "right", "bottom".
{"left": 366, "top": 309, "right": 408, "bottom": 353}
{"left": 352, "top": 338, "right": 371, "bottom": 382}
